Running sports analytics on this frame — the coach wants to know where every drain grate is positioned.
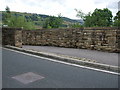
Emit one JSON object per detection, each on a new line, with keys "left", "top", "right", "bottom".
{"left": 12, "top": 72, "right": 44, "bottom": 84}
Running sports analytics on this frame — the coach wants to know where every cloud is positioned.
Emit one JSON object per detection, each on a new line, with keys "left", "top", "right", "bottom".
{"left": 94, "top": 0, "right": 119, "bottom": 16}
{"left": 1, "top": 0, "right": 120, "bottom": 19}
{"left": 107, "top": 0, "right": 119, "bottom": 16}
{"left": 107, "top": 2, "right": 118, "bottom": 9}
{"left": 119, "top": 1, "right": 120, "bottom": 11}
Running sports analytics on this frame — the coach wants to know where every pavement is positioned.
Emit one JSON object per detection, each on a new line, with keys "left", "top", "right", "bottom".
{"left": 23, "top": 45, "right": 119, "bottom": 66}
{"left": 2, "top": 48, "right": 119, "bottom": 88}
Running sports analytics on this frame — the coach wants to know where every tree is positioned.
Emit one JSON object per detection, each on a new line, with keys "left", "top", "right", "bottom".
{"left": 43, "top": 18, "right": 51, "bottom": 28}
{"left": 74, "top": 9, "right": 86, "bottom": 20}
{"left": 91, "top": 8, "right": 113, "bottom": 27}
{"left": 3, "top": 6, "right": 35, "bottom": 30}
{"left": 75, "top": 8, "right": 113, "bottom": 27}
{"left": 3, "top": 6, "right": 11, "bottom": 25}
{"left": 43, "top": 15, "right": 63, "bottom": 28}
{"left": 7, "top": 15, "right": 35, "bottom": 30}
{"left": 83, "top": 12, "right": 93, "bottom": 27}
{"left": 113, "top": 11, "right": 120, "bottom": 27}
{"left": 70, "top": 23, "right": 83, "bottom": 28}
{"left": 5, "top": 6, "right": 10, "bottom": 13}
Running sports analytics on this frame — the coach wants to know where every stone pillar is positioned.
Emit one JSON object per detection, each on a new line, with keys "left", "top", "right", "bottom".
{"left": 2, "top": 27, "right": 22, "bottom": 47}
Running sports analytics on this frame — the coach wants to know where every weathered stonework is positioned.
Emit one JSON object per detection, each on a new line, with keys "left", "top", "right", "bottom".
{"left": 2, "top": 27, "right": 120, "bottom": 52}
{"left": 2, "top": 27, "right": 22, "bottom": 47}
{"left": 22, "top": 27, "right": 120, "bottom": 52}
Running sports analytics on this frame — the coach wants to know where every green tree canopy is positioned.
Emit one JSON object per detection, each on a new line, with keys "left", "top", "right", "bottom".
{"left": 75, "top": 8, "right": 113, "bottom": 27}
{"left": 43, "top": 15, "right": 63, "bottom": 28}
{"left": 5, "top": 6, "right": 10, "bottom": 13}
{"left": 113, "top": 11, "right": 120, "bottom": 27}
{"left": 90, "top": 8, "right": 113, "bottom": 27}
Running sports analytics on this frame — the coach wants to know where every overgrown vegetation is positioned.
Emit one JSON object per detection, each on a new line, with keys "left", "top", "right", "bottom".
{"left": 1, "top": 6, "right": 120, "bottom": 29}
{"left": 113, "top": 11, "right": 120, "bottom": 27}
{"left": 43, "top": 14, "right": 63, "bottom": 28}
{"left": 92, "top": 8, "right": 113, "bottom": 27}
{"left": 75, "top": 8, "right": 115, "bottom": 27}
{"left": 70, "top": 23, "right": 83, "bottom": 28}
{"left": 1, "top": 6, "right": 82, "bottom": 29}
{"left": 2, "top": 6, "right": 35, "bottom": 30}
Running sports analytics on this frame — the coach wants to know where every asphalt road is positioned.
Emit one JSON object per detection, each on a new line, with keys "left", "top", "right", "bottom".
{"left": 23, "top": 45, "right": 119, "bottom": 66}
{"left": 2, "top": 48, "right": 119, "bottom": 88}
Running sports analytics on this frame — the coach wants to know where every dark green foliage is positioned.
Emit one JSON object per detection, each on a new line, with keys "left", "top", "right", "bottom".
{"left": 5, "top": 6, "right": 10, "bottom": 13}
{"left": 43, "top": 18, "right": 50, "bottom": 28}
{"left": 29, "top": 14, "right": 39, "bottom": 21}
{"left": 89, "top": 8, "right": 113, "bottom": 27}
{"left": 76, "top": 8, "right": 113, "bottom": 27}
{"left": 113, "top": 11, "right": 120, "bottom": 27}
{"left": 70, "top": 23, "right": 83, "bottom": 28}
{"left": 43, "top": 15, "right": 63, "bottom": 28}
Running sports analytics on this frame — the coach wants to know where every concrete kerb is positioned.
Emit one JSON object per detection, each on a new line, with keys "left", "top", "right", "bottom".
{"left": 4, "top": 45, "right": 120, "bottom": 73}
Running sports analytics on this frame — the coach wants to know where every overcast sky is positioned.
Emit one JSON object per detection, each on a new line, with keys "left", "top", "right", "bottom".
{"left": 1, "top": 0, "right": 119, "bottom": 19}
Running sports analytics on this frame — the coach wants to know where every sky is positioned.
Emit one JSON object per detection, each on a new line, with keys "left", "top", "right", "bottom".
{"left": 1, "top": 0, "right": 120, "bottom": 19}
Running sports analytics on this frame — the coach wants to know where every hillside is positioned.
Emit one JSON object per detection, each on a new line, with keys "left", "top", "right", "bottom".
{"left": 1, "top": 11, "right": 83, "bottom": 29}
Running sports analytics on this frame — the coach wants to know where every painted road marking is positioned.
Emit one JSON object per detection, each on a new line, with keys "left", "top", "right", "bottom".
{"left": 3, "top": 48, "right": 119, "bottom": 75}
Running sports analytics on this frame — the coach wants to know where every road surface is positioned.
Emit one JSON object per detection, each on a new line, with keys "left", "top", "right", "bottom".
{"left": 2, "top": 48, "right": 119, "bottom": 88}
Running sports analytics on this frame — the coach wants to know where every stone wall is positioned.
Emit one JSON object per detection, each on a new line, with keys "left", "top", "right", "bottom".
{"left": 2, "top": 27, "right": 22, "bottom": 47}
{"left": 2, "top": 27, "right": 119, "bottom": 52}
{"left": 22, "top": 27, "right": 120, "bottom": 52}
